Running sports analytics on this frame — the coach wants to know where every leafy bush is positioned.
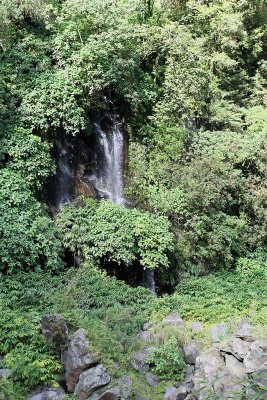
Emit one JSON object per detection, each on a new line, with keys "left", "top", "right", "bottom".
{"left": 0, "top": 306, "right": 62, "bottom": 389}
{"left": 236, "top": 252, "right": 267, "bottom": 278}
{"left": 0, "top": 170, "right": 63, "bottom": 273}
{"left": 56, "top": 199, "right": 174, "bottom": 270}
{"left": 146, "top": 337, "right": 185, "bottom": 380}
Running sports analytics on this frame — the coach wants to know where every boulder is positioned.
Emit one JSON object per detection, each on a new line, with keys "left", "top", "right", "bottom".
{"left": 210, "top": 323, "right": 228, "bottom": 343}
{"left": 164, "top": 385, "right": 179, "bottom": 400}
{"left": 63, "top": 328, "right": 97, "bottom": 392}
{"left": 41, "top": 314, "right": 68, "bottom": 348}
{"left": 27, "top": 387, "right": 65, "bottom": 400}
{"left": 74, "top": 364, "right": 111, "bottom": 400}
{"left": 244, "top": 339, "right": 267, "bottom": 373}
{"left": 252, "top": 367, "right": 267, "bottom": 387}
{"left": 235, "top": 320, "right": 255, "bottom": 342}
{"left": 164, "top": 383, "right": 193, "bottom": 400}
{"left": 143, "top": 322, "right": 153, "bottom": 331}
{"left": 145, "top": 372, "right": 159, "bottom": 387}
{"left": 175, "top": 383, "right": 194, "bottom": 400}
{"left": 224, "top": 354, "right": 246, "bottom": 378}
{"left": 88, "top": 386, "right": 121, "bottom": 400}
{"left": 183, "top": 341, "right": 200, "bottom": 365}
{"left": 136, "top": 330, "right": 152, "bottom": 343}
{"left": 0, "top": 368, "right": 12, "bottom": 379}
{"left": 220, "top": 337, "right": 250, "bottom": 361}
{"left": 189, "top": 322, "right": 203, "bottom": 333}
{"left": 212, "top": 371, "right": 243, "bottom": 399}
{"left": 117, "top": 375, "right": 132, "bottom": 398}
{"left": 131, "top": 347, "right": 153, "bottom": 372}
{"left": 162, "top": 313, "right": 185, "bottom": 328}
{"left": 195, "top": 348, "right": 223, "bottom": 377}
{"left": 184, "top": 364, "right": 194, "bottom": 383}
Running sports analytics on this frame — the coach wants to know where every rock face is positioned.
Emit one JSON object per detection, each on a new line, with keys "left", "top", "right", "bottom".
{"left": 210, "top": 322, "right": 228, "bottom": 343}
{"left": 243, "top": 339, "right": 267, "bottom": 373}
{"left": 41, "top": 314, "right": 68, "bottom": 348}
{"left": 62, "top": 328, "right": 97, "bottom": 392}
{"left": 131, "top": 347, "right": 153, "bottom": 372}
{"left": 27, "top": 387, "right": 65, "bottom": 400}
{"left": 163, "top": 319, "right": 267, "bottom": 400}
{"left": 74, "top": 364, "right": 111, "bottom": 400}
{"left": 183, "top": 341, "right": 201, "bottom": 365}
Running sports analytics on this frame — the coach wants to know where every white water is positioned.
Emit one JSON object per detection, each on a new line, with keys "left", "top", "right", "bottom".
{"left": 54, "top": 133, "right": 74, "bottom": 210}
{"left": 89, "top": 115, "right": 125, "bottom": 205}
{"left": 142, "top": 269, "right": 156, "bottom": 294}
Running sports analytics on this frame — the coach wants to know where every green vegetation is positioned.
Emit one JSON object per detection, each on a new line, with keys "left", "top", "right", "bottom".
{"left": 0, "top": 0, "right": 266, "bottom": 398}
{"left": 56, "top": 199, "right": 173, "bottom": 269}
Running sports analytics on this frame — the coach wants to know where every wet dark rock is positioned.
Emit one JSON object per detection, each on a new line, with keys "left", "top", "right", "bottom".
{"left": 41, "top": 314, "right": 68, "bottom": 348}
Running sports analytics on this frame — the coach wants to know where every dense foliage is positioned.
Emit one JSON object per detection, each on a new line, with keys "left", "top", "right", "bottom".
{"left": 56, "top": 198, "right": 173, "bottom": 269}
{"left": 0, "top": 0, "right": 267, "bottom": 397}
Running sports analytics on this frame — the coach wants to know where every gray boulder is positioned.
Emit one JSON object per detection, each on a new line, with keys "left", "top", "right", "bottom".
{"left": 195, "top": 348, "right": 223, "bottom": 377}
{"left": 235, "top": 320, "right": 255, "bottom": 342}
{"left": 164, "top": 383, "right": 193, "bottom": 400}
{"left": 117, "top": 375, "right": 132, "bottom": 398}
{"left": 88, "top": 386, "right": 121, "bottom": 400}
{"left": 136, "top": 330, "right": 152, "bottom": 343}
{"left": 27, "top": 387, "right": 65, "bottom": 400}
{"left": 221, "top": 337, "right": 250, "bottom": 361}
{"left": 74, "top": 364, "right": 111, "bottom": 400}
{"left": 210, "top": 323, "right": 228, "bottom": 343}
{"left": 184, "top": 364, "right": 194, "bottom": 383}
{"left": 244, "top": 339, "right": 267, "bottom": 373}
{"left": 0, "top": 368, "right": 12, "bottom": 379}
{"left": 164, "top": 385, "right": 179, "bottom": 400}
{"left": 145, "top": 372, "right": 159, "bottom": 387}
{"left": 162, "top": 313, "right": 185, "bottom": 328}
{"left": 62, "top": 328, "right": 97, "bottom": 392}
{"left": 189, "top": 322, "right": 203, "bottom": 333}
{"left": 183, "top": 341, "right": 200, "bottom": 365}
{"left": 41, "top": 314, "right": 68, "bottom": 348}
{"left": 212, "top": 371, "right": 243, "bottom": 399}
{"left": 224, "top": 354, "right": 246, "bottom": 378}
{"left": 131, "top": 347, "right": 153, "bottom": 372}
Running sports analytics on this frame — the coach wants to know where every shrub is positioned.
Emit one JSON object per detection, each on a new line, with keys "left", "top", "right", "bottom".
{"left": 146, "top": 337, "right": 185, "bottom": 380}
{"left": 56, "top": 199, "right": 174, "bottom": 270}
{"left": 0, "top": 170, "right": 63, "bottom": 273}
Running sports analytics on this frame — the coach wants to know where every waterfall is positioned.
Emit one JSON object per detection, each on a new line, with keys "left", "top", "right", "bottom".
{"left": 89, "top": 113, "right": 125, "bottom": 205}
{"left": 54, "top": 132, "right": 74, "bottom": 211}
{"left": 142, "top": 269, "right": 156, "bottom": 294}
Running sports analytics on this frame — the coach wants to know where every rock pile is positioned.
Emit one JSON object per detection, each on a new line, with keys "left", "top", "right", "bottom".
{"left": 163, "top": 319, "right": 267, "bottom": 400}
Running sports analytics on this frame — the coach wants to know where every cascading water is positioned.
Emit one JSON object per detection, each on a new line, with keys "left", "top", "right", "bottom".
{"left": 88, "top": 113, "right": 126, "bottom": 205}
{"left": 54, "top": 132, "right": 74, "bottom": 211}
{"left": 142, "top": 269, "right": 156, "bottom": 294}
